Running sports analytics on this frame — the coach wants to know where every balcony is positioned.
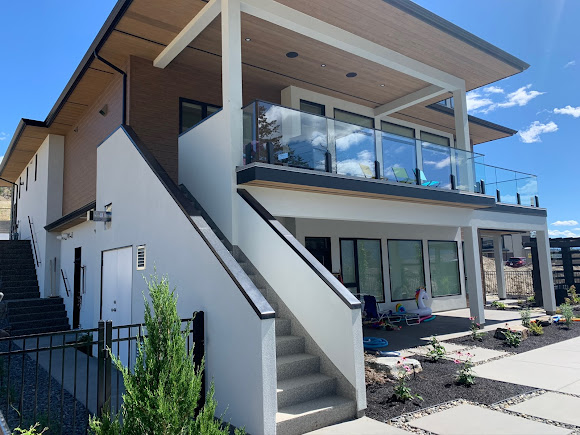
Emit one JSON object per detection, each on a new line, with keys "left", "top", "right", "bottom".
{"left": 241, "top": 101, "right": 539, "bottom": 208}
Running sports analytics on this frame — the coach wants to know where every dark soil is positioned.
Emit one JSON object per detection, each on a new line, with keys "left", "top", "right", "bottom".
{"left": 366, "top": 356, "right": 533, "bottom": 422}
{"left": 449, "top": 322, "right": 580, "bottom": 354}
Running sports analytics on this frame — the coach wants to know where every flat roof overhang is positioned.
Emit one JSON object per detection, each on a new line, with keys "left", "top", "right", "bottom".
{"left": 237, "top": 163, "right": 497, "bottom": 209}
{"left": 45, "top": 201, "right": 96, "bottom": 232}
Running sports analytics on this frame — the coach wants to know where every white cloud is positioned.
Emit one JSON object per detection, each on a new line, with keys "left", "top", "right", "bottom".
{"left": 518, "top": 121, "right": 558, "bottom": 143}
{"left": 554, "top": 105, "right": 580, "bottom": 118}
{"left": 0, "top": 132, "right": 7, "bottom": 141}
{"left": 564, "top": 60, "right": 576, "bottom": 68}
{"left": 466, "top": 91, "right": 493, "bottom": 112}
{"left": 496, "top": 84, "right": 545, "bottom": 109}
{"left": 483, "top": 86, "right": 504, "bottom": 94}
{"left": 551, "top": 220, "right": 579, "bottom": 227}
{"left": 549, "top": 229, "right": 579, "bottom": 238}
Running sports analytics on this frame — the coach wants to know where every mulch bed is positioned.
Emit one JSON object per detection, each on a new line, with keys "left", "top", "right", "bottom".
{"left": 449, "top": 322, "right": 580, "bottom": 354}
{"left": 365, "top": 356, "right": 533, "bottom": 422}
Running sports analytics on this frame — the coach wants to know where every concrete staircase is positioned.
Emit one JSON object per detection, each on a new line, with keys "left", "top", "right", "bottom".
{"left": 0, "top": 240, "right": 70, "bottom": 336}
{"left": 179, "top": 185, "right": 356, "bottom": 434}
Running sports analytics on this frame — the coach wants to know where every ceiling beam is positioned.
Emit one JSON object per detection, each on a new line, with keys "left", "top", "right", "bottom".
{"left": 240, "top": 0, "right": 464, "bottom": 90}
{"left": 373, "top": 85, "right": 447, "bottom": 117}
{"left": 154, "top": 0, "right": 221, "bottom": 69}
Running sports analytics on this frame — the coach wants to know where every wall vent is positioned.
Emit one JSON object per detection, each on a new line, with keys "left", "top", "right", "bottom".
{"left": 136, "top": 245, "right": 146, "bottom": 270}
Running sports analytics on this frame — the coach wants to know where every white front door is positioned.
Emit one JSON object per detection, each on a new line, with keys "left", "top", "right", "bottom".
{"left": 101, "top": 247, "right": 133, "bottom": 325}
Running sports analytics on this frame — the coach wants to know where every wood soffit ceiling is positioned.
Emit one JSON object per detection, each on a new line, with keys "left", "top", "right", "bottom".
{"left": 2, "top": 0, "right": 525, "bottom": 184}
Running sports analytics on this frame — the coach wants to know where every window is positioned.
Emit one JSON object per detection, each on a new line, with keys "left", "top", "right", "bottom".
{"left": 18, "top": 178, "right": 21, "bottom": 199}
{"left": 420, "top": 131, "right": 450, "bottom": 147}
{"left": 300, "top": 100, "right": 325, "bottom": 116}
{"left": 381, "top": 121, "right": 415, "bottom": 139}
{"left": 34, "top": 155, "right": 38, "bottom": 181}
{"left": 388, "top": 240, "right": 425, "bottom": 301}
{"left": 340, "top": 239, "right": 384, "bottom": 302}
{"left": 305, "top": 237, "right": 332, "bottom": 272}
{"left": 179, "top": 98, "right": 221, "bottom": 133}
{"left": 334, "top": 109, "right": 374, "bottom": 129}
{"left": 26, "top": 167, "right": 29, "bottom": 191}
{"left": 428, "top": 241, "right": 461, "bottom": 297}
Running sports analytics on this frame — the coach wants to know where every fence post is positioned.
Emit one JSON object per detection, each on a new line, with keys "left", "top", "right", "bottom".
{"left": 192, "top": 311, "right": 205, "bottom": 413}
{"left": 104, "top": 320, "right": 113, "bottom": 416}
{"left": 96, "top": 321, "right": 105, "bottom": 417}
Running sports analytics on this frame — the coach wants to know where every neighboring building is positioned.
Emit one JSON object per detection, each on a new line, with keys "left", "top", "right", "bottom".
{"left": 0, "top": 0, "right": 556, "bottom": 433}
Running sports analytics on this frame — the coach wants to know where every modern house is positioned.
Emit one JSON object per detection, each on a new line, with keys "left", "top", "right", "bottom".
{"left": 0, "top": 0, "right": 556, "bottom": 433}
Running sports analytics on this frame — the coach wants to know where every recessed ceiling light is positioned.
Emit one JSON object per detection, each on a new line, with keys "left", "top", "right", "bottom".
{"left": 346, "top": 72, "right": 357, "bottom": 78}
{"left": 321, "top": 64, "right": 326, "bottom": 67}
{"left": 286, "top": 51, "right": 299, "bottom": 58}
{"left": 244, "top": 38, "right": 251, "bottom": 42}
{"left": 380, "top": 84, "right": 385, "bottom": 87}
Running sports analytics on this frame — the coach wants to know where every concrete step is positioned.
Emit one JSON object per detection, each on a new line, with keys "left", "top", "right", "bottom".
{"left": 0, "top": 258, "right": 35, "bottom": 266}
{"left": 276, "top": 353, "right": 320, "bottom": 381}
{"left": 9, "top": 310, "right": 67, "bottom": 323}
{"left": 10, "top": 324, "right": 71, "bottom": 337}
{"left": 0, "top": 273, "right": 37, "bottom": 282}
{"left": 0, "top": 263, "right": 36, "bottom": 272}
{"left": 276, "top": 395, "right": 356, "bottom": 435}
{"left": 5, "top": 297, "right": 63, "bottom": 308}
{"left": 276, "top": 318, "right": 291, "bottom": 336}
{"left": 11, "top": 317, "right": 69, "bottom": 331}
{"left": 276, "top": 335, "right": 305, "bottom": 357}
{"left": 277, "top": 373, "right": 336, "bottom": 409}
{"left": 0, "top": 279, "right": 39, "bottom": 288}
{"left": 8, "top": 303, "right": 65, "bottom": 316}
{"left": 2, "top": 291, "right": 40, "bottom": 300}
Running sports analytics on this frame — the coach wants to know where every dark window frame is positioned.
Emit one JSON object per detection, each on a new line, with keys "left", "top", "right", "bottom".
{"left": 339, "top": 237, "right": 385, "bottom": 303}
{"left": 26, "top": 167, "right": 29, "bottom": 191}
{"left": 300, "top": 99, "right": 326, "bottom": 116}
{"left": 387, "top": 238, "right": 426, "bottom": 302}
{"left": 427, "top": 240, "right": 462, "bottom": 298}
{"left": 381, "top": 121, "right": 416, "bottom": 139}
{"left": 34, "top": 154, "right": 38, "bottom": 181}
{"left": 179, "top": 97, "right": 222, "bottom": 134}
{"left": 333, "top": 108, "right": 375, "bottom": 129}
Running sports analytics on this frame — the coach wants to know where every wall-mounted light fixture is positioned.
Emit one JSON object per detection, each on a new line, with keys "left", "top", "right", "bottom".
{"left": 56, "top": 232, "right": 74, "bottom": 241}
{"left": 99, "top": 104, "right": 108, "bottom": 117}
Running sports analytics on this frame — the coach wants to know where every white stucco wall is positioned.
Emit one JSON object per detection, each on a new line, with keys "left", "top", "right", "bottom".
{"left": 96, "top": 127, "right": 276, "bottom": 434}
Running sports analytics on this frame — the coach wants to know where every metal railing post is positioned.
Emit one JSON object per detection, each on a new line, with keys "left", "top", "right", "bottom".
{"left": 496, "top": 189, "right": 501, "bottom": 203}
{"left": 104, "top": 320, "right": 113, "bottom": 416}
{"left": 192, "top": 311, "right": 205, "bottom": 414}
{"left": 517, "top": 193, "right": 521, "bottom": 205}
{"left": 374, "top": 160, "right": 381, "bottom": 179}
{"left": 450, "top": 174, "right": 456, "bottom": 190}
{"left": 96, "top": 320, "right": 105, "bottom": 417}
{"left": 480, "top": 179, "right": 486, "bottom": 195}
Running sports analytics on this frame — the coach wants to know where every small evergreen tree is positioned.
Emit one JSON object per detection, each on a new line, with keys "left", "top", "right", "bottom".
{"left": 89, "top": 274, "right": 243, "bottom": 435}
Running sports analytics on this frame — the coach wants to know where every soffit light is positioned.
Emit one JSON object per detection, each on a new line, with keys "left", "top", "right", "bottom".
{"left": 321, "top": 64, "right": 326, "bottom": 67}
{"left": 286, "top": 51, "right": 299, "bottom": 58}
{"left": 245, "top": 38, "right": 251, "bottom": 42}
{"left": 346, "top": 72, "right": 357, "bottom": 78}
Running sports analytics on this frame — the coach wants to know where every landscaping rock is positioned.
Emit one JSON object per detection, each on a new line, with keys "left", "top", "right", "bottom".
{"left": 534, "top": 316, "right": 553, "bottom": 327}
{"left": 368, "top": 356, "right": 423, "bottom": 378}
{"left": 494, "top": 325, "right": 529, "bottom": 341}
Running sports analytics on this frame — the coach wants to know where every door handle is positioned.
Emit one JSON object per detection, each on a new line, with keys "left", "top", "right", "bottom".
{"left": 111, "top": 308, "right": 117, "bottom": 312}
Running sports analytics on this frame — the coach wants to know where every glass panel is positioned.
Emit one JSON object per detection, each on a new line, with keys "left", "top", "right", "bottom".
{"left": 255, "top": 101, "right": 328, "bottom": 170}
{"left": 388, "top": 240, "right": 425, "bottom": 301}
{"left": 428, "top": 241, "right": 461, "bottom": 297}
{"left": 517, "top": 175, "right": 538, "bottom": 207}
{"left": 420, "top": 131, "right": 450, "bottom": 147}
{"left": 181, "top": 101, "right": 203, "bottom": 133}
{"left": 381, "top": 131, "right": 417, "bottom": 182}
{"left": 381, "top": 121, "right": 415, "bottom": 139}
{"left": 452, "top": 148, "right": 483, "bottom": 192}
{"left": 340, "top": 240, "right": 357, "bottom": 288}
{"left": 421, "top": 141, "right": 452, "bottom": 189}
{"left": 357, "top": 240, "right": 384, "bottom": 301}
{"left": 300, "top": 100, "right": 325, "bottom": 116}
{"left": 207, "top": 105, "right": 221, "bottom": 116}
{"left": 242, "top": 102, "right": 256, "bottom": 165}
{"left": 495, "top": 167, "right": 517, "bottom": 204}
{"left": 334, "top": 120, "right": 376, "bottom": 178}
{"left": 334, "top": 109, "right": 374, "bottom": 129}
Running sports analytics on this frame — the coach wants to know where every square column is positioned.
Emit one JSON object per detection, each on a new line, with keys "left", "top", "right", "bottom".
{"left": 452, "top": 87, "right": 470, "bottom": 151}
{"left": 463, "top": 226, "right": 485, "bottom": 324}
{"left": 493, "top": 234, "right": 507, "bottom": 300}
{"left": 536, "top": 230, "right": 557, "bottom": 313}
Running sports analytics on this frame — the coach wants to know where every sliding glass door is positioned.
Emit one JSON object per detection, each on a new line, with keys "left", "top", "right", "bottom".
{"left": 340, "top": 239, "right": 384, "bottom": 302}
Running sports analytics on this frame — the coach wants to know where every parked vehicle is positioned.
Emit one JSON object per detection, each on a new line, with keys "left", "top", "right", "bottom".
{"left": 506, "top": 257, "right": 527, "bottom": 268}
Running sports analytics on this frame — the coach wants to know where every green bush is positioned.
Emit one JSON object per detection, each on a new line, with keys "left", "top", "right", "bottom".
{"left": 491, "top": 301, "right": 506, "bottom": 310}
{"left": 520, "top": 309, "right": 531, "bottom": 328}
{"left": 12, "top": 423, "right": 47, "bottom": 434}
{"left": 426, "top": 336, "right": 446, "bottom": 362}
{"left": 560, "top": 303, "right": 575, "bottom": 329}
{"left": 529, "top": 322, "right": 544, "bottom": 336}
{"left": 89, "top": 274, "right": 244, "bottom": 435}
{"left": 503, "top": 329, "right": 522, "bottom": 347}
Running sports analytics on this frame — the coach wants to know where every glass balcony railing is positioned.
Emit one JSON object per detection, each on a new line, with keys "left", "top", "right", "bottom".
{"left": 242, "top": 100, "right": 539, "bottom": 207}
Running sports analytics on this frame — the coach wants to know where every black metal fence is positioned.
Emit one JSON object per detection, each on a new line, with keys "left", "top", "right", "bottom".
{"left": 484, "top": 270, "right": 534, "bottom": 297}
{"left": 0, "top": 312, "right": 204, "bottom": 434}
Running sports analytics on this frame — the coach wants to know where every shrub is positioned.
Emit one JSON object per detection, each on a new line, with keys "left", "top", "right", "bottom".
{"left": 520, "top": 309, "right": 531, "bottom": 328}
{"left": 491, "top": 301, "right": 506, "bottom": 310}
{"left": 454, "top": 352, "right": 476, "bottom": 386}
{"left": 560, "top": 303, "right": 574, "bottom": 329}
{"left": 426, "top": 336, "right": 446, "bottom": 362}
{"left": 393, "top": 361, "right": 422, "bottom": 402}
{"left": 89, "top": 274, "right": 244, "bottom": 435}
{"left": 503, "top": 328, "right": 522, "bottom": 347}
{"left": 569, "top": 285, "right": 580, "bottom": 304}
{"left": 529, "top": 322, "right": 544, "bottom": 336}
{"left": 469, "top": 317, "right": 485, "bottom": 341}
{"left": 13, "top": 424, "right": 47, "bottom": 435}
{"left": 527, "top": 295, "right": 536, "bottom": 304}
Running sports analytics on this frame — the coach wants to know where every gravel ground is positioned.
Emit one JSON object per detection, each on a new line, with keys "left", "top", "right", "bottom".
{"left": 366, "top": 356, "right": 533, "bottom": 422}
{"left": 0, "top": 341, "right": 89, "bottom": 434}
{"left": 448, "top": 322, "right": 580, "bottom": 354}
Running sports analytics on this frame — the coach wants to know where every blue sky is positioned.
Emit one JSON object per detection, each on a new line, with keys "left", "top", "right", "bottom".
{"left": 0, "top": 0, "right": 577, "bottom": 236}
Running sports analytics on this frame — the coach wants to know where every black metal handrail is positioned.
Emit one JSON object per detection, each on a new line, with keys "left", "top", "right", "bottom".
{"left": 28, "top": 216, "right": 40, "bottom": 267}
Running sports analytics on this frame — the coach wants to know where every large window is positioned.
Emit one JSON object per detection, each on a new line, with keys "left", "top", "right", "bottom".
{"left": 300, "top": 100, "right": 326, "bottom": 116}
{"left": 180, "top": 98, "right": 221, "bottom": 133}
{"left": 428, "top": 241, "right": 461, "bottom": 297}
{"left": 340, "top": 239, "right": 384, "bottom": 302}
{"left": 388, "top": 240, "right": 425, "bottom": 301}
{"left": 420, "top": 131, "right": 450, "bottom": 147}
{"left": 381, "top": 121, "right": 415, "bottom": 139}
{"left": 334, "top": 109, "right": 374, "bottom": 129}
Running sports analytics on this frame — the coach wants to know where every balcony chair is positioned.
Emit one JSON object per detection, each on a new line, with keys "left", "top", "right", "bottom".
{"left": 392, "top": 167, "right": 415, "bottom": 184}
{"left": 414, "top": 169, "right": 440, "bottom": 187}
{"left": 362, "top": 295, "right": 388, "bottom": 321}
{"left": 359, "top": 163, "right": 374, "bottom": 179}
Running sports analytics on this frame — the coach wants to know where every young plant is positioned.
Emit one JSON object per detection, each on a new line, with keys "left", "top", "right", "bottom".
{"left": 393, "top": 360, "right": 423, "bottom": 402}
{"left": 529, "top": 321, "right": 544, "bottom": 336}
{"left": 491, "top": 301, "right": 506, "bottom": 310}
{"left": 569, "top": 285, "right": 580, "bottom": 304}
{"left": 454, "top": 352, "right": 476, "bottom": 386}
{"left": 560, "top": 303, "right": 575, "bottom": 329}
{"left": 13, "top": 424, "right": 47, "bottom": 435}
{"left": 527, "top": 295, "right": 536, "bottom": 304}
{"left": 520, "top": 309, "right": 531, "bottom": 328}
{"left": 426, "top": 335, "right": 446, "bottom": 362}
{"left": 469, "top": 317, "right": 485, "bottom": 341}
{"left": 89, "top": 274, "right": 244, "bottom": 435}
{"left": 503, "top": 328, "right": 522, "bottom": 348}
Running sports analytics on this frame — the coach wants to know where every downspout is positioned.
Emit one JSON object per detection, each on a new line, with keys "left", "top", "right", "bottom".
{"left": 93, "top": 51, "right": 127, "bottom": 125}
{"left": 0, "top": 177, "right": 18, "bottom": 240}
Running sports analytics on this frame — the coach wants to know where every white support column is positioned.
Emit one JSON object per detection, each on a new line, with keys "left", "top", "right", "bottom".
{"left": 493, "top": 234, "right": 507, "bottom": 300}
{"left": 222, "top": 0, "right": 244, "bottom": 245}
{"left": 536, "top": 230, "right": 557, "bottom": 314}
{"left": 463, "top": 226, "right": 485, "bottom": 324}
{"left": 452, "top": 87, "right": 470, "bottom": 151}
